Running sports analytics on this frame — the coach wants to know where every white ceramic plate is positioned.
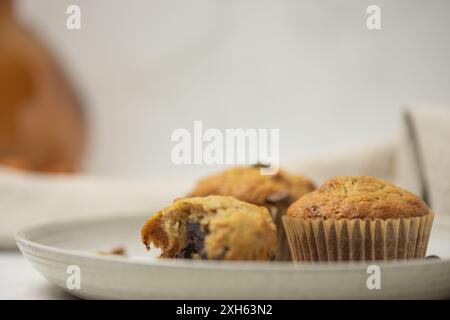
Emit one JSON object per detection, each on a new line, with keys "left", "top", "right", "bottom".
{"left": 16, "top": 213, "right": 450, "bottom": 299}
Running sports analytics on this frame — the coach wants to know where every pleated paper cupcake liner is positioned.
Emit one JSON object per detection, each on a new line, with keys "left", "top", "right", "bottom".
{"left": 282, "top": 211, "right": 434, "bottom": 262}
{"left": 268, "top": 204, "right": 291, "bottom": 261}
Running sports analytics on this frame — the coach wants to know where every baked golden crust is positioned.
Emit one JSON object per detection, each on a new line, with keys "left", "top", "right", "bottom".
{"left": 188, "top": 166, "right": 315, "bottom": 206}
{"left": 141, "top": 195, "right": 277, "bottom": 261}
{"left": 287, "top": 176, "right": 430, "bottom": 220}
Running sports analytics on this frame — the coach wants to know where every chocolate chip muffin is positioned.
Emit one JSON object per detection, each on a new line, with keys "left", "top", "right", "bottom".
{"left": 188, "top": 165, "right": 315, "bottom": 260}
{"left": 141, "top": 195, "right": 277, "bottom": 261}
{"left": 283, "top": 176, "right": 434, "bottom": 262}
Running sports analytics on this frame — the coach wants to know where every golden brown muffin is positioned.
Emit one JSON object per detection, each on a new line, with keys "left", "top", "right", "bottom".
{"left": 283, "top": 176, "right": 434, "bottom": 262}
{"left": 188, "top": 165, "right": 315, "bottom": 261}
{"left": 287, "top": 176, "right": 430, "bottom": 220}
{"left": 141, "top": 196, "right": 277, "bottom": 261}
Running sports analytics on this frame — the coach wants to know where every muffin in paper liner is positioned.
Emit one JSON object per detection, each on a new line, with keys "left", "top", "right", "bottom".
{"left": 282, "top": 211, "right": 434, "bottom": 262}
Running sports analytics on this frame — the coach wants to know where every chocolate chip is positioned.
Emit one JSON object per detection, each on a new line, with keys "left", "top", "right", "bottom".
{"left": 97, "top": 246, "right": 127, "bottom": 256}
{"left": 270, "top": 173, "right": 283, "bottom": 181}
{"left": 266, "top": 191, "right": 292, "bottom": 204}
{"left": 187, "top": 222, "right": 206, "bottom": 252}
{"left": 214, "top": 247, "right": 229, "bottom": 260}
{"left": 186, "top": 221, "right": 204, "bottom": 240}
{"left": 253, "top": 162, "right": 270, "bottom": 168}
{"left": 177, "top": 245, "right": 196, "bottom": 259}
{"left": 176, "top": 222, "right": 207, "bottom": 259}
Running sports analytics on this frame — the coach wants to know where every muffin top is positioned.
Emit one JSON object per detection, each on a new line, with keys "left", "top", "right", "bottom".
{"left": 287, "top": 176, "right": 430, "bottom": 220}
{"left": 188, "top": 165, "right": 315, "bottom": 206}
{"left": 141, "top": 195, "right": 277, "bottom": 260}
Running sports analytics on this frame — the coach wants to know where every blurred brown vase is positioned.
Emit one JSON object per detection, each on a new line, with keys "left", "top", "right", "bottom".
{"left": 0, "top": 0, "right": 84, "bottom": 173}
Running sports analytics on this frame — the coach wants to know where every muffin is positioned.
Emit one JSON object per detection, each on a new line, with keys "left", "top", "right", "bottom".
{"left": 188, "top": 165, "right": 315, "bottom": 260}
{"left": 141, "top": 195, "right": 277, "bottom": 261}
{"left": 283, "top": 176, "right": 434, "bottom": 262}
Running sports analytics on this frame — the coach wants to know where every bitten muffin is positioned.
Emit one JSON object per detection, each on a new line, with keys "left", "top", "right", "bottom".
{"left": 188, "top": 165, "right": 315, "bottom": 260}
{"left": 283, "top": 176, "right": 434, "bottom": 262}
{"left": 141, "top": 195, "right": 277, "bottom": 261}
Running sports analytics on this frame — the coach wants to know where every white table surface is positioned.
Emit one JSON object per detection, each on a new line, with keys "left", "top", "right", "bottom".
{"left": 0, "top": 251, "right": 76, "bottom": 300}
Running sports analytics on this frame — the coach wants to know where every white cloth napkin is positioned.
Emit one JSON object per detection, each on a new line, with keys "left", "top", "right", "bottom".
{"left": 396, "top": 105, "right": 450, "bottom": 217}
{"left": 0, "top": 168, "right": 178, "bottom": 249}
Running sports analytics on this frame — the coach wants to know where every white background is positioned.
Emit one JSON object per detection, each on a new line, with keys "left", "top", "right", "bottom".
{"left": 16, "top": 0, "right": 450, "bottom": 181}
